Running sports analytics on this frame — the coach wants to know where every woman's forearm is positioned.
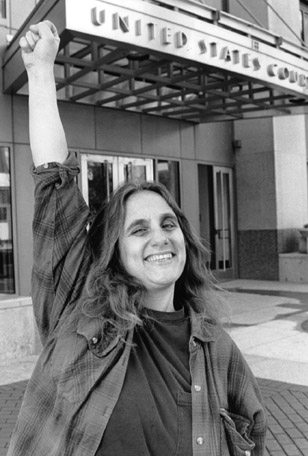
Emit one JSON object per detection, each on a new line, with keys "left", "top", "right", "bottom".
{"left": 20, "top": 21, "right": 68, "bottom": 167}
{"left": 28, "top": 68, "right": 68, "bottom": 167}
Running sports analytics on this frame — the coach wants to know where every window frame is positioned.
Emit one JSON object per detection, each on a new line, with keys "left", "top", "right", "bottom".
{"left": 0, "top": 146, "right": 16, "bottom": 294}
{"left": 77, "top": 150, "right": 182, "bottom": 213}
{"left": 155, "top": 158, "right": 181, "bottom": 207}
{"left": 0, "top": 0, "right": 7, "bottom": 23}
{"left": 221, "top": 0, "right": 229, "bottom": 13}
{"left": 300, "top": 1, "right": 308, "bottom": 43}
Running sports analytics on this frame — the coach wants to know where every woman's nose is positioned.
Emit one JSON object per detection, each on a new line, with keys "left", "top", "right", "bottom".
{"left": 150, "top": 228, "right": 169, "bottom": 246}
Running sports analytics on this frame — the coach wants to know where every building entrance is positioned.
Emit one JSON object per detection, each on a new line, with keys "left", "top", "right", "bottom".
{"left": 198, "top": 164, "right": 235, "bottom": 280}
{"left": 80, "top": 153, "right": 154, "bottom": 214}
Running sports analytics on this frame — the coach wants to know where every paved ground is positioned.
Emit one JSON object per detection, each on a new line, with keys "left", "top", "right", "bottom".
{"left": 1, "top": 280, "right": 308, "bottom": 455}
{"left": 1, "top": 377, "right": 308, "bottom": 456}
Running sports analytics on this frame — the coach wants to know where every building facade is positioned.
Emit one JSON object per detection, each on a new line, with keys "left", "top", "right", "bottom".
{"left": 1, "top": 0, "right": 308, "bottom": 359}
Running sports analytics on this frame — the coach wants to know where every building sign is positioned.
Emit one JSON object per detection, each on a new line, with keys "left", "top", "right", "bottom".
{"left": 65, "top": 0, "right": 308, "bottom": 97}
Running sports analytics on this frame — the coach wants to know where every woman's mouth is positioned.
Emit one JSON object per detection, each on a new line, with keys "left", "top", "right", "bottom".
{"left": 146, "top": 253, "right": 174, "bottom": 263}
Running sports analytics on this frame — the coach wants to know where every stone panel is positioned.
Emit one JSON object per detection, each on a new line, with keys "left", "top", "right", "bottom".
{"left": 279, "top": 253, "right": 308, "bottom": 283}
{"left": 229, "top": 0, "right": 268, "bottom": 28}
{"left": 238, "top": 230, "right": 279, "bottom": 280}
{"left": 195, "top": 121, "right": 234, "bottom": 164}
{"left": 181, "top": 159, "right": 199, "bottom": 232}
{"left": 268, "top": 0, "right": 301, "bottom": 43}
{"left": 277, "top": 229, "right": 300, "bottom": 254}
{"left": 0, "top": 298, "right": 34, "bottom": 361}
{"left": 59, "top": 102, "right": 95, "bottom": 150}
{"left": 234, "top": 117, "right": 274, "bottom": 155}
{"left": 274, "top": 115, "right": 308, "bottom": 229}
{"left": 238, "top": 228, "right": 303, "bottom": 280}
{"left": 14, "top": 144, "right": 34, "bottom": 296}
{"left": 235, "top": 150, "right": 276, "bottom": 230}
{"left": 0, "top": 28, "right": 13, "bottom": 143}
{"left": 96, "top": 108, "right": 142, "bottom": 154}
{"left": 180, "top": 121, "right": 195, "bottom": 160}
{"left": 12, "top": 96, "right": 29, "bottom": 145}
{"left": 141, "top": 115, "right": 181, "bottom": 158}
{"left": 9, "top": 0, "right": 35, "bottom": 31}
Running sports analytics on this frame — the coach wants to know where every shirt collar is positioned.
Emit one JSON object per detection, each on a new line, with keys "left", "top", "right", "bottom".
{"left": 189, "top": 307, "right": 221, "bottom": 343}
{"left": 76, "top": 306, "right": 220, "bottom": 355}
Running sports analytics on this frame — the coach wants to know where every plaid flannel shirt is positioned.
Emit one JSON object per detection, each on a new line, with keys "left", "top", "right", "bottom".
{"left": 8, "top": 154, "right": 267, "bottom": 456}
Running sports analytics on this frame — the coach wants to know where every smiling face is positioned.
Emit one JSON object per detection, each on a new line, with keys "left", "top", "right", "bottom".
{"left": 119, "top": 190, "right": 186, "bottom": 302}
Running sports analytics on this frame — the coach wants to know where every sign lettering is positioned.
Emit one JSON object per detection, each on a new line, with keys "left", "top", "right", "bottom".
{"left": 65, "top": 1, "right": 308, "bottom": 97}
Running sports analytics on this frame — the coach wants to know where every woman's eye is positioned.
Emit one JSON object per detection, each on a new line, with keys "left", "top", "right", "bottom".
{"left": 132, "top": 227, "right": 147, "bottom": 235}
{"left": 163, "top": 221, "right": 176, "bottom": 230}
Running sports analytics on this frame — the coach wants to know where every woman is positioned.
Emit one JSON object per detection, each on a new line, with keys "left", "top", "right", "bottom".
{"left": 8, "top": 21, "right": 267, "bottom": 456}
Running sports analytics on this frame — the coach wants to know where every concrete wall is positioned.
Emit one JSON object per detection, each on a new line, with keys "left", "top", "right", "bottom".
{"left": 234, "top": 117, "right": 279, "bottom": 280}
{"left": 0, "top": 297, "right": 34, "bottom": 361}
{"left": 195, "top": 121, "right": 234, "bottom": 165}
{"left": 234, "top": 114, "right": 308, "bottom": 280}
{"left": 268, "top": 0, "right": 302, "bottom": 44}
{"left": 0, "top": 28, "right": 13, "bottom": 145}
{"left": 234, "top": 117, "right": 276, "bottom": 231}
{"left": 229, "top": 0, "right": 269, "bottom": 28}
{"left": 305, "top": 116, "right": 308, "bottom": 160}
{"left": 274, "top": 115, "right": 308, "bottom": 230}
{"left": 201, "top": 0, "right": 225, "bottom": 10}
{"left": 7, "top": 0, "right": 38, "bottom": 33}
{"left": 228, "top": 0, "right": 301, "bottom": 46}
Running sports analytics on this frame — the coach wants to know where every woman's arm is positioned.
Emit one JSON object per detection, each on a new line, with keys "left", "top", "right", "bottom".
{"left": 19, "top": 20, "right": 67, "bottom": 166}
{"left": 20, "top": 22, "right": 92, "bottom": 344}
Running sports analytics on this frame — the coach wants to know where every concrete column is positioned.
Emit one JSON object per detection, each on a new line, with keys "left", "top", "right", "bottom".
{"left": 234, "top": 114, "right": 308, "bottom": 280}
{"left": 274, "top": 115, "right": 308, "bottom": 230}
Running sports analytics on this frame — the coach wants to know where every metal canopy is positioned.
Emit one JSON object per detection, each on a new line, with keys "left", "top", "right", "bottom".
{"left": 52, "top": 38, "right": 300, "bottom": 122}
{"left": 3, "top": 0, "right": 308, "bottom": 122}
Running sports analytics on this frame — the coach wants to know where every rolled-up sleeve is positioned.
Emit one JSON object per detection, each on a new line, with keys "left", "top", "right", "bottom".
{"left": 32, "top": 153, "right": 91, "bottom": 344}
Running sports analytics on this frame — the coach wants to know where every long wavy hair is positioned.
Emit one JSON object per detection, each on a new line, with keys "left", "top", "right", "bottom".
{"left": 81, "top": 180, "right": 223, "bottom": 335}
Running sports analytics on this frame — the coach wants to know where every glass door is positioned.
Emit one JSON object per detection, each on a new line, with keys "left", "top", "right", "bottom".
{"left": 81, "top": 153, "right": 154, "bottom": 214}
{"left": 0, "top": 146, "right": 14, "bottom": 293}
{"left": 213, "top": 166, "right": 234, "bottom": 276}
{"left": 81, "top": 154, "right": 115, "bottom": 215}
{"left": 198, "top": 164, "right": 235, "bottom": 280}
{"left": 118, "top": 157, "right": 154, "bottom": 185}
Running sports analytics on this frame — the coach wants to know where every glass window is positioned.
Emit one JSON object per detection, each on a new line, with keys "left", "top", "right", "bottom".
{"left": 0, "top": 0, "right": 6, "bottom": 19}
{"left": 87, "top": 159, "right": 114, "bottom": 215}
{"left": 0, "top": 147, "right": 15, "bottom": 293}
{"left": 197, "top": 0, "right": 229, "bottom": 12}
{"left": 157, "top": 160, "right": 181, "bottom": 206}
{"left": 221, "top": 0, "right": 229, "bottom": 13}
{"left": 81, "top": 154, "right": 154, "bottom": 215}
{"left": 301, "top": 2, "right": 308, "bottom": 43}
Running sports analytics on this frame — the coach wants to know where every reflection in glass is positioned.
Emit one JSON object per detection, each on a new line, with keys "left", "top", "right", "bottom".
{"left": 0, "top": 147, "right": 14, "bottom": 293}
{"left": 0, "top": 0, "right": 6, "bottom": 19}
{"left": 157, "top": 160, "right": 180, "bottom": 206}
{"left": 124, "top": 162, "right": 147, "bottom": 184}
{"left": 87, "top": 160, "right": 113, "bottom": 215}
{"left": 214, "top": 168, "right": 232, "bottom": 271}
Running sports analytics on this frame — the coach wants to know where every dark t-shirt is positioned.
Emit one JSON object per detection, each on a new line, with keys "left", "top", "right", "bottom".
{"left": 96, "top": 307, "right": 193, "bottom": 456}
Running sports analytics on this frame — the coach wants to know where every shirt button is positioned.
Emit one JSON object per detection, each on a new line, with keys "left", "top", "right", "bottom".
{"left": 91, "top": 336, "right": 99, "bottom": 345}
{"left": 194, "top": 385, "right": 202, "bottom": 392}
{"left": 196, "top": 437, "right": 204, "bottom": 445}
